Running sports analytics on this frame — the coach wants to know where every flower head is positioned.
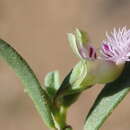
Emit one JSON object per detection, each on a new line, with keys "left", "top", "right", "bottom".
{"left": 100, "top": 27, "right": 130, "bottom": 65}
{"left": 67, "top": 27, "right": 127, "bottom": 88}
{"left": 68, "top": 27, "right": 130, "bottom": 65}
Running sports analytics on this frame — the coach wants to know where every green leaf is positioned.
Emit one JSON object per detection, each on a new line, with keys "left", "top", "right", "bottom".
{"left": 44, "top": 71, "right": 60, "bottom": 98}
{"left": 75, "top": 28, "right": 89, "bottom": 45}
{"left": 67, "top": 33, "right": 82, "bottom": 59}
{"left": 67, "top": 28, "right": 89, "bottom": 60}
{"left": 84, "top": 63, "right": 130, "bottom": 130}
{"left": 0, "top": 39, "right": 55, "bottom": 129}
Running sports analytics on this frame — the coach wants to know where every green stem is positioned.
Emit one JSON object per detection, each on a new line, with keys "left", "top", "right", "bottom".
{"left": 53, "top": 106, "right": 67, "bottom": 129}
{"left": 52, "top": 104, "right": 72, "bottom": 130}
{"left": 0, "top": 39, "right": 55, "bottom": 129}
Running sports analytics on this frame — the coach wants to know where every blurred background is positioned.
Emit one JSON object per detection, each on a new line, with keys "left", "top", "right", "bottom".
{"left": 0, "top": 0, "right": 130, "bottom": 130}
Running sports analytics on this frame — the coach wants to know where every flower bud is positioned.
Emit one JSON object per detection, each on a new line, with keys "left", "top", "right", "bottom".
{"left": 69, "top": 60, "right": 124, "bottom": 92}
{"left": 81, "top": 60, "right": 124, "bottom": 86}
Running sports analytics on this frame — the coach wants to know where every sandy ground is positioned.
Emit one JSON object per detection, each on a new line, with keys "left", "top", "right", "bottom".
{"left": 0, "top": 0, "right": 130, "bottom": 130}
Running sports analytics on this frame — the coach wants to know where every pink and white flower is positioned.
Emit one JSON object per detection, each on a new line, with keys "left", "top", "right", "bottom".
{"left": 67, "top": 27, "right": 129, "bottom": 85}
{"left": 68, "top": 27, "right": 130, "bottom": 65}
{"left": 100, "top": 27, "right": 130, "bottom": 64}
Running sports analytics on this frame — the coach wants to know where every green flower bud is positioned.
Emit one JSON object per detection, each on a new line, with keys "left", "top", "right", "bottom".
{"left": 68, "top": 60, "right": 124, "bottom": 93}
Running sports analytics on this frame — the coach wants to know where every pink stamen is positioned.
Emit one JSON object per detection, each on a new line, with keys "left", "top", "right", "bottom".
{"left": 103, "top": 44, "right": 109, "bottom": 51}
